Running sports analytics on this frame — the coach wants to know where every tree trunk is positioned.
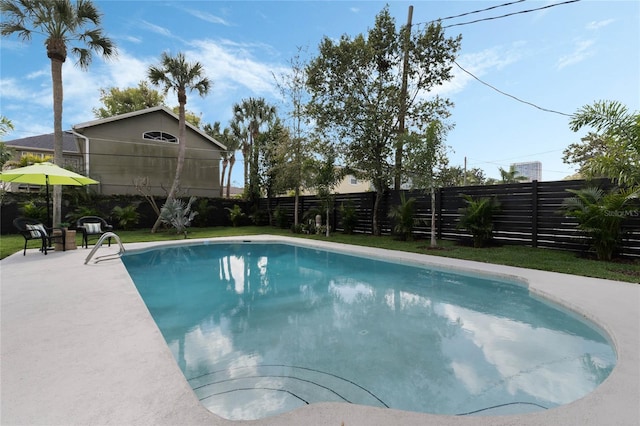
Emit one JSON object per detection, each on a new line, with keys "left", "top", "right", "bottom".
{"left": 151, "top": 96, "right": 187, "bottom": 232}
{"left": 220, "top": 159, "right": 228, "bottom": 198}
{"left": 226, "top": 156, "right": 235, "bottom": 198}
{"left": 430, "top": 185, "right": 437, "bottom": 247}
{"left": 51, "top": 57, "right": 64, "bottom": 228}
{"left": 372, "top": 190, "right": 381, "bottom": 236}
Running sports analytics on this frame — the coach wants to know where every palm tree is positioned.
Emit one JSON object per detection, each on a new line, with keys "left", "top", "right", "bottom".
{"left": 204, "top": 122, "right": 229, "bottom": 198}
{"left": 560, "top": 186, "right": 639, "bottom": 261}
{"left": 1, "top": 0, "right": 116, "bottom": 227}
{"left": 499, "top": 166, "right": 527, "bottom": 184}
{"left": 148, "top": 52, "right": 210, "bottom": 232}
{"left": 233, "top": 97, "right": 276, "bottom": 203}
{"left": 226, "top": 120, "right": 243, "bottom": 198}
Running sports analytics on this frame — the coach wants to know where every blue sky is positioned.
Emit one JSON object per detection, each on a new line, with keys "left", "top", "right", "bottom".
{"left": 1, "top": 0, "right": 638, "bottom": 187}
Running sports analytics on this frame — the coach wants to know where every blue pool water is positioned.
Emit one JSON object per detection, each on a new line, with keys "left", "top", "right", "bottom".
{"left": 122, "top": 242, "right": 616, "bottom": 421}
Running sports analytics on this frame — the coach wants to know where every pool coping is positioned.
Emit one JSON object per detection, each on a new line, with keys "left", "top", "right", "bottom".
{"left": 1, "top": 235, "right": 638, "bottom": 425}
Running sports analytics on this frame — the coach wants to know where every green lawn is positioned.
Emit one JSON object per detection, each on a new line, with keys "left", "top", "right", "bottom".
{"left": 1, "top": 226, "right": 638, "bottom": 283}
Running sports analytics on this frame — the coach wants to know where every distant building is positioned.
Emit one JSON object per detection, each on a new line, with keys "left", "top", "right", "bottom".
{"left": 511, "top": 161, "right": 542, "bottom": 182}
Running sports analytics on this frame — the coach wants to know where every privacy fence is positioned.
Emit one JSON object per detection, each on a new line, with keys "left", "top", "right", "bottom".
{"left": 259, "top": 179, "right": 640, "bottom": 258}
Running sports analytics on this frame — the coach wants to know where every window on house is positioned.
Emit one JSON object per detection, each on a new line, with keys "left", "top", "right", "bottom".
{"left": 349, "top": 176, "right": 358, "bottom": 185}
{"left": 143, "top": 131, "right": 178, "bottom": 143}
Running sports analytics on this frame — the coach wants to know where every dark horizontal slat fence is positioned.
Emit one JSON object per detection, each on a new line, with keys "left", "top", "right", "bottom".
{"left": 259, "top": 179, "right": 640, "bottom": 258}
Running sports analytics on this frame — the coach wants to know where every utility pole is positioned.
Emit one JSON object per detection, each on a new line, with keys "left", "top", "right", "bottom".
{"left": 394, "top": 5, "right": 413, "bottom": 191}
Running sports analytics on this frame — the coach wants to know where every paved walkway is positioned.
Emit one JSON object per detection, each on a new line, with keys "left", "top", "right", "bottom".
{"left": 1, "top": 236, "right": 638, "bottom": 425}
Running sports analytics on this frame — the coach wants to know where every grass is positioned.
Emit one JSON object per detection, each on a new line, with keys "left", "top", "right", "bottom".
{"left": 1, "top": 226, "right": 639, "bottom": 283}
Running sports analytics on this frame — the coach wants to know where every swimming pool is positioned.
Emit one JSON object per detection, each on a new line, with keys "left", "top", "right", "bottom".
{"left": 122, "top": 241, "right": 616, "bottom": 421}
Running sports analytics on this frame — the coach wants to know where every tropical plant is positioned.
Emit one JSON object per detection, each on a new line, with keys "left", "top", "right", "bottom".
{"left": 19, "top": 200, "right": 47, "bottom": 222}
{"left": 457, "top": 195, "right": 501, "bottom": 248}
{"left": 498, "top": 166, "right": 527, "bottom": 184}
{"left": 273, "top": 205, "right": 288, "bottom": 229}
{"left": 159, "top": 196, "right": 198, "bottom": 238}
{"left": 1, "top": 0, "right": 116, "bottom": 228}
{"left": 306, "top": 6, "right": 461, "bottom": 235}
{"left": 64, "top": 206, "right": 102, "bottom": 225}
{"left": 340, "top": 201, "right": 358, "bottom": 234}
{"left": 310, "top": 150, "right": 342, "bottom": 237}
{"left": 388, "top": 192, "right": 418, "bottom": 241}
{"left": 233, "top": 97, "right": 276, "bottom": 203}
{"left": 111, "top": 204, "right": 140, "bottom": 230}
{"left": 565, "top": 100, "right": 640, "bottom": 186}
{"left": 192, "top": 198, "right": 216, "bottom": 227}
{"left": 148, "top": 52, "right": 210, "bottom": 232}
{"left": 226, "top": 204, "right": 245, "bottom": 227}
{"left": 560, "top": 186, "right": 639, "bottom": 261}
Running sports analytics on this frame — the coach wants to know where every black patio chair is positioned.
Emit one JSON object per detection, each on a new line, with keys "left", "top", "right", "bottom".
{"left": 13, "top": 217, "right": 63, "bottom": 255}
{"left": 76, "top": 216, "right": 113, "bottom": 249}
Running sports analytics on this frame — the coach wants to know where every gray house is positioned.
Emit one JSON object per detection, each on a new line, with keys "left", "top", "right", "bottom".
{"left": 4, "top": 106, "right": 226, "bottom": 197}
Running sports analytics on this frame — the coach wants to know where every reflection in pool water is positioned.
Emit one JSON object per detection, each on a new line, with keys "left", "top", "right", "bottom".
{"left": 122, "top": 242, "right": 615, "bottom": 420}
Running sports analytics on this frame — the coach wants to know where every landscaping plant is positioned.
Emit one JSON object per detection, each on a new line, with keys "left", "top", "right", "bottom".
{"left": 388, "top": 192, "right": 418, "bottom": 241}
{"left": 111, "top": 204, "right": 140, "bottom": 230}
{"left": 457, "top": 195, "right": 501, "bottom": 248}
{"left": 159, "top": 196, "right": 198, "bottom": 238}
{"left": 560, "top": 186, "right": 639, "bottom": 261}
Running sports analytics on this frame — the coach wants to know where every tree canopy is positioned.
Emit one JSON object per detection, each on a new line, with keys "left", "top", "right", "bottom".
{"left": 93, "top": 81, "right": 165, "bottom": 118}
{"left": 306, "top": 6, "right": 461, "bottom": 234}
{"left": 565, "top": 100, "right": 640, "bottom": 186}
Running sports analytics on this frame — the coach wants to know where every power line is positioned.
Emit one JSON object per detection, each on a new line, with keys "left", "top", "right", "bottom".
{"left": 454, "top": 61, "right": 572, "bottom": 117}
{"left": 438, "top": 0, "right": 527, "bottom": 22}
{"left": 442, "top": 0, "right": 581, "bottom": 29}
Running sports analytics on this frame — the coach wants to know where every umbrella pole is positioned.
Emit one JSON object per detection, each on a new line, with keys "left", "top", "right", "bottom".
{"left": 46, "top": 175, "right": 51, "bottom": 228}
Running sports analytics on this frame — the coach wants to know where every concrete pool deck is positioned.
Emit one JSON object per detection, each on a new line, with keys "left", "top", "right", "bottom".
{"left": 1, "top": 235, "right": 638, "bottom": 425}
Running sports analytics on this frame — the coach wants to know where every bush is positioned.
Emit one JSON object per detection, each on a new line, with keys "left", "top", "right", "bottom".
{"left": 19, "top": 200, "right": 47, "bottom": 223}
{"left": 226, "top": 204, "right": 246, "bottom": 227}
{"left": 560, "top": 186, "right": 639, "bottom": 261}
{"left": 457, "top": 194, "right": 501, "bottom": 248}
{"left": 340, "top": 201, "right": 358, "bottom": 234}
{"left": 111, "top": 204, "right": 140, "bottom": 230}
{"left": 160, "top": 196, "right": 198, "bottom": 238}
{"left": 388, "top": 193, "right": 417, "bottom": 241}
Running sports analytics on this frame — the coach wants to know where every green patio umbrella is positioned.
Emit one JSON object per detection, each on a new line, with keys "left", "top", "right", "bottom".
{"left": 0, "top": 162, "right": 99, "bottom": 228}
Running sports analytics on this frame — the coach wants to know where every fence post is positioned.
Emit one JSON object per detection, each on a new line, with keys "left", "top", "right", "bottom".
{"left": 532, "top": 180, "right": 538, "bottom": 248}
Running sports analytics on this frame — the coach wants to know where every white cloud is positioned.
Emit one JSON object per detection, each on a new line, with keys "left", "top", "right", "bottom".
{"left": 139, "top": 20, "right": 174, "bottom": 38}
{"left": 556, "top": 39, "right": 595, "bottom": 70}
{"left": 185, "top": 8, "right": 232, "bottom": 26}
{"left": 187, "top": 39, "right": 287, "bottom": 99}
{"left": 586, "top": 19, "right": 614, "bottom": 30}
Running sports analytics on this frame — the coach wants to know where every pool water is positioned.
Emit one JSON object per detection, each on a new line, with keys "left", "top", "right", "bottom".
{"left": 122, "top": 242, "right": 616, "bottom": 421}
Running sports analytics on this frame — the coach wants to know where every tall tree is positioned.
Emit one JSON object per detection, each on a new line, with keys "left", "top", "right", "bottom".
{"left": 93, "top": 81, "right": 165, "bottom": 118}
{"left": 273, "top": 47, "right": 314, "bottom": 226}
{"left": 404, "top": 121, "right": 451, "bottom": 247}
{"left": 226, "top": 120, "right": 244, "bottom": 198}
{"left": 233, "top": 97, "right": 276, "bottom": 204}
{"left": 204, "top": 122, "right": 228, "bottom": 198}
{"left": 306, "top": 6, "right": 460, "bottom": 235}
{"left": 565, "top": 100, "right": 640, "bottom": 186}
{"left": 148, "top": 52, "right": 210, "bottom": 233}
{"left": 1, "top": 0, "right": 116, "bottom": 227}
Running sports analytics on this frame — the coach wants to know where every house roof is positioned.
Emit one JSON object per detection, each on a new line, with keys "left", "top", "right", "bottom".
{"left": 4, "top": 131, "right": 80, "bottom": 153}
{"left": 73, "top": 106, "right": 227, "bottom": 151}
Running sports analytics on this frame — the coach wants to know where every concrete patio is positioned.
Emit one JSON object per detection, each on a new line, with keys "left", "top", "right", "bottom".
{"left": 1, "top": 235, "right": 639, "bottom": 425}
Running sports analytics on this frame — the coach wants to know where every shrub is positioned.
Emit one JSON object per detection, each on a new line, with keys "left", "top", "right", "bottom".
{"left": 19, "top": 200, "right": 47, "bottom": 222}
{"left": 388, "top": 192, "right": 417, "bottom": 241}
{"left": 160, "top": 196, "right": 198, "bottom": 238}
{"left": 226, "top": 204, "right": 245, "bottom": 227}
{"left": 273, "top": 205, "right": 288, "bottom": 229}
{"left": 457, "top": 195, "right": 501, "bottom": 248}
{"left": 111, "top": 204, "right": 140, "bottom": 230}
{"left": 340, "top": 201, "right": 358, "bottom": 234}
{"left": 560, "top": 186, "right": 639, "bottom": 261}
